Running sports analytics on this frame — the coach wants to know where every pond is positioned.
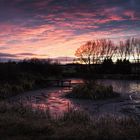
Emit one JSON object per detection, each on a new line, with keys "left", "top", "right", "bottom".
{"left": 12, "top": 79, "right": 140, "bottom": 117}
{"left": 97, "top": 79, "right": 140, "bottom": 95}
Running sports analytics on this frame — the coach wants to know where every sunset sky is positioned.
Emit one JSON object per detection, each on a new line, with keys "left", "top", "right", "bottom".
{"left": 0, "top": 0, "right": 140, "bottom": 60}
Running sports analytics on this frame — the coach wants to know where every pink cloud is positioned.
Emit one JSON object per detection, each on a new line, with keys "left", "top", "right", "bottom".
{"left": 0, "top": 3, "right": 139, "bottom": 58}
{"left": 123, "top": 10, "right": 136, "bottom": 20}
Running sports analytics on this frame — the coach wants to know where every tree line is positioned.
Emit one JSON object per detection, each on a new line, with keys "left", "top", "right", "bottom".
{"left": 0, "top": 58, "right": 62, "bottom": 82}
{"left": 74, "top": 38, "right": 140, "bottom": 65}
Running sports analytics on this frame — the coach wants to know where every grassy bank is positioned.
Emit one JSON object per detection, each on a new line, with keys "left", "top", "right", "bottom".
{"left": 0, "top": 76, "right": 58, "bottom": 100}
{"left": 0, "top": 59, "right": 62, "bottom": 99}
{"left": 0, "top": 102, "right": 140, "bottom": 140}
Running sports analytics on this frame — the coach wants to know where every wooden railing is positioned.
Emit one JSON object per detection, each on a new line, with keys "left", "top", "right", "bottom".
{"left": 46, "top": 79, "right": 72, "bottom": 87}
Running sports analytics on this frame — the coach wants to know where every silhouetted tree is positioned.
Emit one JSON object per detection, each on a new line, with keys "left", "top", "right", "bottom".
{"left": 75, "top": 39, "right": 117, "bottom": 65}
{"left": 75, "top": 41, "right": 94, "bottom": 65}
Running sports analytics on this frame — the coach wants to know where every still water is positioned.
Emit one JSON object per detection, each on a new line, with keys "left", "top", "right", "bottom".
{"left": 97, "top": 79, "right": 140, "bottom": 95}
{"left": 13, "top": 79, "right": 140, "bottom": 117}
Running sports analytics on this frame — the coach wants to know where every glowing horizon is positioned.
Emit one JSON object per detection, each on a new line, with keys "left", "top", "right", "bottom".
{"left": 0, "top": 0, "right": 140, "bottom": 59}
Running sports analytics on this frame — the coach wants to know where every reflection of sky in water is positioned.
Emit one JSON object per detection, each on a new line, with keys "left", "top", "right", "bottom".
{"left": 17, "top": 79, "right": 140, "bottom": 116}
{"left": 23, "top": 88, "right": 74, "bottom": 116}
{"left": 97, "top": 80, "right": 140, "bottom": 94}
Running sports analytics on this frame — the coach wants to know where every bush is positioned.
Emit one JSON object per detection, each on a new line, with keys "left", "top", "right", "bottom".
{"left": 0, "top": 84, "right": 24, "bottom": 99}
{"left": 21, "top": 79, "right": 35, "bottom": 90}
{"left": 0, "top": 79, "right": 35, "bottom": 99}
{"left": 0, "top": 84, "right": 12, "bottom": 99}
{"left": 66, "top": 80, "right": 119, "bottom": 100}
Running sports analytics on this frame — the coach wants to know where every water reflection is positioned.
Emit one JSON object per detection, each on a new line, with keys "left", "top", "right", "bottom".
{"left": 20, "top": 88, "right": 74, "bottom": 116}
{"left": 97, "top": 79, "right": 140, "bottom": 94}
{"left": 15, "top": 79, "right": 140, "bottom": 117}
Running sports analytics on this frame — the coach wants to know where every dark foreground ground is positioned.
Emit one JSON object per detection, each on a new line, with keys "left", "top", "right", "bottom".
{"left": 0, "top": 102, "right": 140, "bottom": 140}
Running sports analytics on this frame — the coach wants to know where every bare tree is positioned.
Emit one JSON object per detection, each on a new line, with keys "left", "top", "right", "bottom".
{"left": 134, "top": 38, "right": 140, "bottom": 63}
{"left": 117, "top": 38, "right": 140, "bottom": 63}
{"left": 75, "top": 38, "right": 139, "bottom": 66}
{"left": 118, "top": 39, "right": 133, "bottom": 61}
{"left": 75, "top": 41, "right": 94, "bottom": 65}
{"left": 96, "top": 39, "right": 116, "bottom": 62}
